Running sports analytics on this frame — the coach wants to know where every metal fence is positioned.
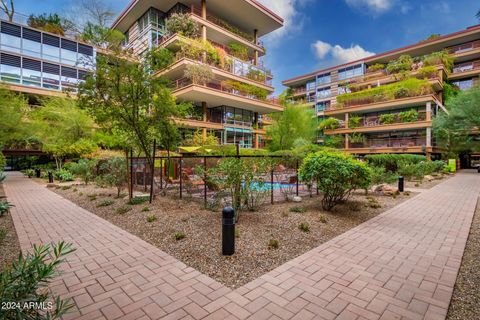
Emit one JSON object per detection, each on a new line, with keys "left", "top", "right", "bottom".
{"left": 128, "top": 154, "right": 318, "bottom": 208}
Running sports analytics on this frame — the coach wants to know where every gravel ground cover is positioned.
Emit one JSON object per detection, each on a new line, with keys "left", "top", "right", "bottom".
{"left": 50, "top": 181, "right": 415, "bottom": 288}
{"left": 0, "top": 182, "right": 21, "bottom": 271}
{"left": 446, "top": 197, "right": 480, "bottom": 320}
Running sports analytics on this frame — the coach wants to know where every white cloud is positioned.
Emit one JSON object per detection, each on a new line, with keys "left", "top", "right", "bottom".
{"left": 345, "top": 0, "right": 394, "bottom": 13}
{"left": 311, "top": 40, "right": 375, "bottom": 65}
{"left": 312, "top": 41, "right": 332, "bottom": 59}
{"left": 256, "top": 0, "right": 310, "bottom": 45}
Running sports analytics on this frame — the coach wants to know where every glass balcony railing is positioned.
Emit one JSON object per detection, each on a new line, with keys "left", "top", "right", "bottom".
{"left": 349, "top": 137, "right": 427, "bottom": 149}
{"left": 332, "top": 111, "right": 428, "bottom": 130}
{"left": 453, "top": 60, "right": 480, "bottom": 73}
{"left": 447, "top": 40, "right": 480, "bottom": 55}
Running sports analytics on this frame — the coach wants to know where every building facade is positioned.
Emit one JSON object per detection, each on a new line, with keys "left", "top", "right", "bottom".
{"left": 283, "top": 25, "right": 480, "bottom": 159}
{"left": 112, "top": 0, "right": 284, "bottom": 149}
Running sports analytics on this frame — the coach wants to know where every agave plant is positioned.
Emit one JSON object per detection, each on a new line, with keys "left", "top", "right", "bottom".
{"left": 0, "top": 201, "right": 14, "bottom": 217}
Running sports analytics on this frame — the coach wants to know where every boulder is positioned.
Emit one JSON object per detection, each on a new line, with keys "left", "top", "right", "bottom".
{"left": 424, "top": 175, "right": 434, "bottom": 182}
{"left": 292, "top": 196, "right": 302, "bottom": 203}
{"left": 373, "top": 184, "right": 398, "bottom": 195}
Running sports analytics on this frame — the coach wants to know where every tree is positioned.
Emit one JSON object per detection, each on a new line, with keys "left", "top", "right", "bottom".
{"left": 27, "top": 13, "right": 76, "bottom": 36}
{"left": 69, "top": 0, "right": 116, "bottom": 28}
{"left": 0, "top": 87, "right": 29, "bottom": 148}
{"left": 70, "top": 159, "right": 96, "bottom": 185}
{"left": 99, "top": 157, "right": 127, "bottom": 198}
{"left": 30, "top": 97, "right": 97, "bottom": 169}
{"left": 79, "top": 23, "right": 125, "bottom": 50}
{"left": 78, "top": 48, "right": 190, "bottom": 170}
{"left": 183, "top": 130, "right": 219, "bottom": 146}
{"left": 266, "top": 104, "right": 317, "bottom": 151}
{"left": 299, "top": 151, "right": 372, "bottom": 210}
{"left": 433, "top": 84, "right": 480, "bottom": 157}
{"left": 0, "top": 0, "right": 14, "bottom": 22}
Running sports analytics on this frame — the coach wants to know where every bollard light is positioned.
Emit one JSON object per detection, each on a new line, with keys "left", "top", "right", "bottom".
{"left": 398, "top": 176, "right": 404, "bottom": 192}
{"left": 48, "top": 171, "right": 54, "bottom": 183}
{"left": 222, "top": 207, "right": 235, "bottom": 256}
{"left": 35, "top": 169, "right": 41, "bottom": 178}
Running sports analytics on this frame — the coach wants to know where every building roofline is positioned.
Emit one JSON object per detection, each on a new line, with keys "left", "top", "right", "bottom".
{"left": 283, "top": 24, "right": 480, "bottom": 85}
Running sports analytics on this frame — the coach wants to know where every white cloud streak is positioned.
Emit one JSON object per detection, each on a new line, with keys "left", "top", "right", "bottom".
{"left": 312, "top": 40, "right": 375, "bottom": 64}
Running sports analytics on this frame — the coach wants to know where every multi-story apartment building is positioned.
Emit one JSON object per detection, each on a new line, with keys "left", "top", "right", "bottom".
{"left": 283, "top": 24, "right": 480, "bottom": 159}
{"left": 112, "top": 0, "right": 284, "bottom": 149}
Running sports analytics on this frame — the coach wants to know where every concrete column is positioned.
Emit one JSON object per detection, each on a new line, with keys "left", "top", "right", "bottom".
{"left": 201, "top": 0, "right": 207, "bottom": 41}
{"left": 345, "top": 134, "right": 349, "bottom": 149}
{"left": 202, "top": 101, "right": 208, "bottom": 143}
{"left": 426, "top": 101, "right": 432, "bottom": 122}
{"left": 255, "top": 133, "right": 259, "bottom": 149}
{"left": 253, "top": 29, "right": 259, "bottom": 66}
{"left": 344, "top": 113, "right": 349, "bottom": 129}
{"left": 426, "top": 127, "right": 432, "bottom": 147}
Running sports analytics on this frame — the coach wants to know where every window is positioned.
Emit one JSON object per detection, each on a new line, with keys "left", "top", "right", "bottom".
{"left": 316, "top": 73, "right": 331, "bottom": 85}
{"left": 338, "top": 64, "right": 364, "bottom": 80}
{"left": 42, "top": 34, "right": 60, "bottom": 62}
{"left": 316, "top": 87, "right": 331, "bottom": 99}
{"left": 42, "top": 62, "right": 60, "bottom": 90}
{"left": 316, "top": 101, "right": 330, "bottom": 112}
{"left": 0, "top": 53, "right": 21, "bottom": 83}
{"left": 61, "top": 66, "right": 78, "bottom": 91}
{"left": 337, "top": 85, "right": 351, "bottom": 95}
{"left": 22, "top": 58, "right": 41, "bottom": 87}
{"left": 224, "top": 128, "right": 253, "bottom": 148}
{"left": 306, "top": 80, "right": 316, "bottom": 91}
{"left": 61, "top": 39, "right": 78, "bottom": 66}
{"left": 22, "top": 28, "right": 42, "bottom": 59}
{"left": 78, "top": 44, "right": 94, "bottom": 69}
{"left": 1, "top": 22, "right": 21, "bottom": 53}
{"left": 138, "top": 8, "right": 165, "bottom": 32}
{"left": 452, "top": 78, "right": 474, "bottom": 90}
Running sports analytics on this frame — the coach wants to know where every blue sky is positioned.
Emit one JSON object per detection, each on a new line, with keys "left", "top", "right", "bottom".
{"left": 16, "top": 0, "right": 480, "bottom": 93}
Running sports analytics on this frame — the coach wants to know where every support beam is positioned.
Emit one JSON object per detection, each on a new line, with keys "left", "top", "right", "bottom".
{"left": 345, "top": 113, "right": 349, "bottom": 129}
{"left": 255, "top": 134, "right": 259, "bottom": 149}
{"left": 345, "top": 134, "right": 349, "bottom": 149}
{"left": 202, "top": 101, "right": 208, "bottom": 143}
{"left": 253, "top": 29, "right": 259, "bottom": 66}
{"left": 201, "top": 0, "right": 207, "bottom": 41}
{"left": 426, "top": 127, "right": 432, "bottom": 148}
{"left": 426, "top": 102, "right": 432, "bottom": 122}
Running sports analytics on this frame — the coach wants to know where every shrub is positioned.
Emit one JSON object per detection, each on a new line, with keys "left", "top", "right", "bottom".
{"left": 367, "top": 63, "right": 386, "bottom": 72}
{"left": 319, "top": 215, "right": 328, "bottom": 224}
{"left": 116, "top": 206, "right": 132, "bottom": 214}
{"left": 141, "top": 206, "right": 150, "bottom": 212}
{"left": 323, "top": 135, "right": 344, "bottom": 148}
{"left": 379, "top": 113, "right": 395, "bottom": 124}
{"left": 147, "top": 47, "right": 174, "bottom": 70}
{"left": 298, "top": 222, "right": 310, "bottom": 232}
{"left": 386, "top": 54, "right": 413, "bottom": 74}
{"left": 24, "top": 169, "right": 35, "bottom": 178}
{"left": 0, "top": 201, "right": 14, "bottom": 217}
{"left": 54, "top": 169, "right": 74, "bottom": 182}
{"left": 365, "top": 154, "right": 427, "bottom": 172}
{"left": 70, "top": 159, "right": 96, "bottom": 185}
{"left": 184, "top": 64, "right": 214, "bottom": 84}
{"left": 99, "top": 157, "right": 127, "bottom": 198}
{"left": 398, "top": 109, "right": 419, "bottom": 122}
{"left": 97, "top": 200, "right": 114, "bottom": 207}
{"left": 166, "top": 13, "right": 199, "bottom": 38}
{"left": 174, "top": 232, "right": 186, "bottom": 240}
{"left": 128, "top": 196, "right": 149, "bottom": 205}
{"left": 318, "top": 118, "right": 340, "bottom": 131}
{"left": 370, "top": 166, "right": 398, "bottom": 185}
{"left": 417, "top": 66, "right": 437, "bottom": 79}
{"left": 268, "top": 239, "right": 279, "bottom": 249}
{"left": 0, "top": 172, "right": 5, "bottom": 183}
{"left": 289, "top": 206, "right": 306, "bottom": 213}
{"left": 0, "top": 241, "right": 75, "bottom": 319}
{"left": 349, "top": 132, "right": 365, "bottom": 144}
{"left": 228, "top": 42, "right": 249, "bottom": 61}
{"left": 146, "top": 214, "right": 157, "bottom": 223}
{"left": 422, "top": 50, "right": 454, "bottom": 72}
{"left": 222, "top": 80, "right": 268, "bottom": 100}
{"left": 0, "top": 152, "right": 5, "bottom": 170}
{"left": 0, "top": 227, "right": 6, "bottom": 242}
{"left": 348, "top": 116, "right": 362, "bottom": 128}
{"left": 299, "top": 151, "right": 372, "bottom": 210}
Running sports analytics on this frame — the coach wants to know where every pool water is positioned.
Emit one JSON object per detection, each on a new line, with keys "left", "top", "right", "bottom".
{"left": 249, "top": 182, "right": 297, "bottom": 192}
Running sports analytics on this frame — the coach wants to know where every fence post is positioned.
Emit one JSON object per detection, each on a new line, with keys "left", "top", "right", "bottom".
{"left": 160, "top": 157, "right": 163, "bottom": 190}
{"left": 179, "top": 158, "right": 183, "bottom": 199}
{"left": 149, "top": 139, "right": 156, "bottom": 204}
{"left": 204, "top": 156, "right": 207, "bottom": 208}
{"left": 296, "top": 159, "right": 299, "bottom": 197}
{"left": 270, "top": 169, "right": 274, "bottom": 204}
{"left": 129, "top": 149, "right": 134, "bottom": 200}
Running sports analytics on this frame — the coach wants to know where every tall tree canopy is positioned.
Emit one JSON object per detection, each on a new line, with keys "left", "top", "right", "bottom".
{"left": 0, "top": 87, "right": 30, "bottom": 148}
{"left": 266, "top": 104, "right": 317, "bottom": 151}
{"left": 433, "top": 84, "right": 480, "bottom": 157}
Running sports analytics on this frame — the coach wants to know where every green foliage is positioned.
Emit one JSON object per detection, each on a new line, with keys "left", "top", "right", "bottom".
{"left": 97, "top": 199, "right": 114, "bottom": 207}
{"left": 0, "top": 201, "right": 14, "bottom": 217}
{"left": 386, "top": 55, "right": 413, "bottom": 74}
{"left": 398, "top": 109, "right": 419, "bottom": 122}
{"left": 98, "top": 157, "right": 127, "bottom": 197}
{"left": 24, "top": 169, "right": 35, "bottom": 178}
{"left": 141, "top": 207, "right": 150, "bottom": 212}
{"left": 174, "top": 231, "right": 186, "bottom": 240}
{"left": 319, "top": 215, "right": 328, "bottom": 224}
{"left": 349, "top": 132, "right": 365, "bottom": 144}
{"left": 379, "top": 113, "right": 395, "bottom": 124}
{"left": 182, "top": 130, "right": 219, "bottom": 147}
{"left": 70, "top": 159, "right": 96, "bottom": 185}
{"left": 369, "top": 166, "right": 398, "bottom": 185}
{"left": 267, "top": 105, "right": 317, "bottom": 151}
{"left": 184, "top": 64, "right": 214, "bottom": 84}
{"left": 365, "top": 154, "right": 427, "bottom": 172}
{"left": 147, "top": 47, "right": 174, "bottom": 71}
{"left": 228, "top": 42, "right": 249, "bottom": 61}
{"left": 417, "top": 66, "right": 438, "bottom": 79}
{"left": 79, "top": 23, "right": 125, "bottom": 50}
{"left": 289, "top": 206, "right": 306, "bottom": 213}
{"left": 0, "top": 172, "right": 5, "bottom": 184}
{"left": 146, "top": 214, "right": 157, "bottom": 223}
{"left": 0, "top": 241, "right": 75, "bottom": 319}
{"left": 246, "top": 68, "right": 266, "bottom": 82}
{"left": 222, "top": 80, "right": 269, "bottom": 100}
{"left": 443, "top": 82, "right": 461, "bottom": 104}
{"left": 0, "top": 88, "right": 30, "bottom": 148}
{"left": 422, "top": 50, "right": 454, "bottom": 72}
{"left": 398, "top": 160, "right": 444, "bottom": 180}
{"left": 116, "top": 206, "right": 132, "bottom": 214}
{"left": 166, "top": 13, "right": 199, "bottom": 38}
{"left": 27, "top": 13, "right": 74, "bottom": 36}
{"left": 299, "top": 151, "right": 372, "bottom": 210}
{"left": 298, "top": 222, "right": 310, "bottom": 232}
{"left": 0, "top": 152, "right": 5, "bottom": 170}
{"left": 367, "top": 63, "right": 386, "bottom": 72}
{"left": 128, "top": 196, "right": 149, "bottom": 205}
{"left": 0, "top": 228, "right": 6, "bottom": 243}
{"left": 268, "top": 239, "right": 279, "bottom": 249}
{"left": 54, "top": 169, "right": 74, "bottom": 182}
{"left": 318, "top": 118, "right": 340, "bottom": 131}
{"left": 348, "top": 116, "right": 362, "bottom": 128}
{"left": 323, "top": 135, "right": 344, "bottom": 148}
{"left": 336, "top": 78, "right": 432, "bottom": 107}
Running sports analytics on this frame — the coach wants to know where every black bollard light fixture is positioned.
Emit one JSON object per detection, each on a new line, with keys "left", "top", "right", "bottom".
{"left": 48, "top": 171, "right": 54, "bottom": 183}
{"left": 222, "top": 207, "right": 235, "bottom": 256}
{"left": 398, "top": 176, "right": 404, "bottom": 192}
{"left": 35, "top": 168, "right": 41, "bottom": 178}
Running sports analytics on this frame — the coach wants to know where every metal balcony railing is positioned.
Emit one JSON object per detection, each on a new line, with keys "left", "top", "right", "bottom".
{"left": 349, "top": 137, "right": 427, "bottom": 149}
{"left": 447, "top": 40, "right": 480, "bottom": 54}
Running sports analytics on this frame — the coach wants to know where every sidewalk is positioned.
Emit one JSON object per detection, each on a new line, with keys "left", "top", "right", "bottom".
{"left": 4, "top": 171, "right": 480, "bottom": 319}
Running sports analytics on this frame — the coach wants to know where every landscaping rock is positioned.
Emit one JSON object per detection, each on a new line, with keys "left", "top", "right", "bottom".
{"left": 292, "top": 196, "right": 302, "bottom": 202}
{"left": 424, "top": 175, "right": 435, "bottom": 182}
{"left": 46, "top": 183, "right": 56, "bottom": 188}
{"left": 373, "top": 184, "right": 399, "bottom": 195}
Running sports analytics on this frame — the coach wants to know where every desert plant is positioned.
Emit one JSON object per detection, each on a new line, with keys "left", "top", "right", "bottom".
{"left": 289, "top": 206, "right": 306, "bottom": 213}
{"left": 174, "top": 231, "right": 186, "bottom": 240}
{"left": 319, "top": 215, "right": 328, "bottom": 224}
{"left": 0, "top": 241, "right": 75, "bottom": 319}
{"left": 268, "top": 239, "right": 279, "bottom": 249}
{"left": 141, "top": 206, "right": 150, "bottom": 212}
{"left": 165, "top": 13, "right": 199, "bottom": 38}
{"left": 0, "top": 201, "right": 14, "bottom": 217}
{"left": 298, "top": 222, "right": 310, "bottom": 232}
{"left": 184, "top": 64, "right": 214, "bottom": 85}
{"left": 386, "top": 54, "right": 413, "bottom": 74}
{"left": 146, "top": 214, "right": 157, "bottom": 223}
{"left": 379, "top": 113, "right": 396, "bottom": 125}
{"left": 70, "top": 159, "right": 96, "bottom": 185}
{"left": 116, "top": 206, "right": 132, "bottom": 214}
{"left": 299, "top": 151, "right": 372, "bottom": 210}
{"left": 318, "top": 118, "right": 340, "bottom": 131}
{"left": 97, "top": 199, "right": 114, "bottom": 207}
{"left": 128, "top": 196, "right": 149, "bottom": 205}
{"left": 99, "top": 157, "right": 127, "bottom": 198}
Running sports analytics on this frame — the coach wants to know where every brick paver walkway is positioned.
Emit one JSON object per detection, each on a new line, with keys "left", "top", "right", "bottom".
{"left": 4, "top": 171, "right": 480, "bottom": 320}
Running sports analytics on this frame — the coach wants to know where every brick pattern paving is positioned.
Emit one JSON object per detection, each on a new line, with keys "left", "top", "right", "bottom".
{"left": 4, "top": 171, "right": 480, "bottom": 320}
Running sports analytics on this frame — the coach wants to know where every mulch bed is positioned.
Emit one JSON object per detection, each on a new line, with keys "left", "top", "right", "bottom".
{"left": 50, "top": 181, "right": 416, "bottom": 288}
{"left": 446, "top": 197, "right": 480, "bottom": 319}
{"left": 0, "top": 182, "right": 21, "bottom": 272}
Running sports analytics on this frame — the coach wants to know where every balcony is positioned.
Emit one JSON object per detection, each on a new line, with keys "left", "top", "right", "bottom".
{"left": 345, "top": 137, "right": 429, "bottom": 154}
{"left": 292, "top": 87, "right": 307, "bottom": 96}
{"left": 447, "top": 40, "right": 480, "bottom": 60}
{"left": 171, "top": 78, "right": 283, "bottom": 114}
{"left": 450, "top": 60, "right": 480, "bottom": 80}
{"left": 325, "top": 112, "right": 429, "bottom": 134}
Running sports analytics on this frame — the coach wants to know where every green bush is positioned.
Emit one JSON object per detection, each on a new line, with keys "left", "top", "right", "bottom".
{"left": 298, "top": 222, "right": 310, "bottom": 232}
{"left": 146, "top": 214, "right": 157, "bottom": 223}
{"left": 98, "top": 157, "right": 127, "bottom": 198}
{"left": 0, "top": 241, "right": 75, "bottom": 320}
{"left": 422, "top": 50, "right": 454, "bottom": 72}
{"left": 370, "top": 166, "right": 398, "bottom": 185}
{"left": 318, "top": 118, "right": 340, "bottom": 131}
{"left": 116, "top": 206, "right": 132, "bottom": 214}
{"left": 228, "top": 42, "right": 249, "bottom": 61}
{"left": 348, "top": 116, "right": 362, "bottom": 128}
{"left": 54, "top": 169, "right": 74, "bottom": 182}
{"left": 166, "top": 13, "right": 199, "bottom": 38}
{"left": 299, "top": 151, "right": 372, "bottom": 210}
{"left": 70, "top": 159, "right": 96, "bottom": 185}
{"left": 0, "top": 201, "right": 14, "bottom": 217}
{"left": 367, "top": 63, "right": 385, "bottom": 72}
{"left": 128, "top": 196, "right": 149, "bottom": 205}
{"left": 97, "top": 199, "right": 114, "bottom": 207}
{"left": 323, "top": 135, "right": 344, "bottom": 148}
{"left": 222, "top": 80, "right": 268, "bottom": 100}
{"left": 268, "top": 239, "right": 279, "bottom": 249}
{"left": 365, "top": 154, "right": 427, "bottom": 172}
{"left": 386, "top": 54, "right": 413, "bottom": 74}
{"left": 398, "top": 109, "right": 419, "bottom": 122}
{"left": 379, "top": 113, "right": 395, "bottom": 124}
{"left": 24, "top": 169, "right": 35, "bottom": 178}
{"left": 0, "top": 152, "right": 6, "bottom": 170}
{"left": 289, "top": 206, "right": 306, "bottom": 213}
{"left": 174, "top": 231, "right": 186, "bottom": 240}
{"left": 398, "top": 160, "right": 445, "bottom": 180}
